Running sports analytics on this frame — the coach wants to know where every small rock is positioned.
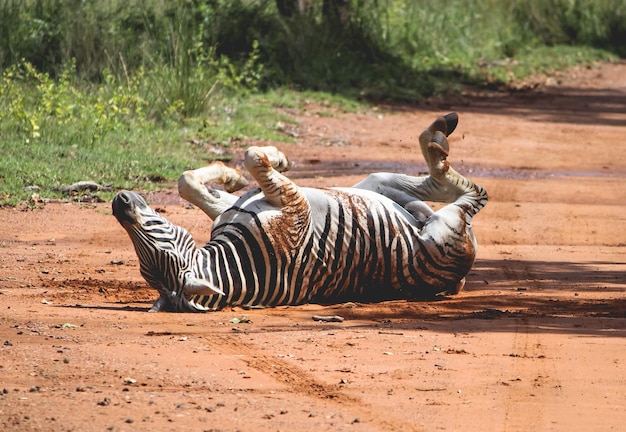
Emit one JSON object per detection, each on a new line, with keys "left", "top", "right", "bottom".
{"left": 312, "top": 315, "right": 344, "bottom": 322}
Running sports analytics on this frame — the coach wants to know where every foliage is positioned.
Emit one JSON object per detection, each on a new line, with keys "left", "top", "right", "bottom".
{"left": 2, "top": 0, "right": 624, "bottom": 95}
{"left": 512, "top": 0, "right": 626, "bottom": 56}
{"left": 0, "top": 57, "right": 273, "bottom": 205}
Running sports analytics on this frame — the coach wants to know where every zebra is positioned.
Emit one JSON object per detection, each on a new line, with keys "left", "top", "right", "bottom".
{"left": 112, "top": 113, "right": 488, "bottom": 312}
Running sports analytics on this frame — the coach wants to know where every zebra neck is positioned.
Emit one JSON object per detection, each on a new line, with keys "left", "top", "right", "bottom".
{"left": 189, "top": 233, "right": 271, "bottom": 309}
{"left": 188, "top": 244, "right": 219, "bottom": 286}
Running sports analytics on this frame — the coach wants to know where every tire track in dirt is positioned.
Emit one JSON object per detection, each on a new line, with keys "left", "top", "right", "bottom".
{"left": 210, "top": 333, "right": 424, "bottom": 432}
{"left": 501, "top": 261, "right": 539, "bottom": 290}
{"left": 501, "top": 317, "right": 561, "bottom": 431}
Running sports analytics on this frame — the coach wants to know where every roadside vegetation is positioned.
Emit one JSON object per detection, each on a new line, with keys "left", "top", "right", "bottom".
{"left": 1, "top": 0, "right": 623, "bottom": 205}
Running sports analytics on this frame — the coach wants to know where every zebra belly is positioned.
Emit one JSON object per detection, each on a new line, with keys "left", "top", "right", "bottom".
{"left": 302, "top": 188, "right": 427, "bottom": 301}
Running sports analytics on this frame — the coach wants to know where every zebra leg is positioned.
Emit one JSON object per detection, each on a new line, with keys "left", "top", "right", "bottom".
{"left": 246, "top": 145, "right": 292, "bottom": 173}
{"left": 416, "top": 133, "right": 488, "bottom": 294}
{"left": 404, "top": 200, "right": 434, "bottom": 227}
{"left": 244, "top": 146, "right": 310, "bottom": 251}
{"left": 178, "top": 161, "right": 249, "bottom": 220}
{"left": 354, "top": 114, "right": 487, "bottom": 294}
{"left": 354, "top": 113, "right": 471, "bottom": 205}
{"left": 424, "top": 129, "right": 489, "bottom": 293}
{"left": 418, "top": 112, "right": 458, "bottom": 176}
{"left": 244, "top": 146, "right": 300, "bottom": 209}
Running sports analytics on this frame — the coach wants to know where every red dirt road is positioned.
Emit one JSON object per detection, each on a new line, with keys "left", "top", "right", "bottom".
{"left": 1, "top": 62, "right": 625, "bottom": 431}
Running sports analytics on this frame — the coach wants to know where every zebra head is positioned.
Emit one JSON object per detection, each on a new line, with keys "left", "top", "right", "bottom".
{"left": 112, "top": 191, "right": 223, "bottom": 312}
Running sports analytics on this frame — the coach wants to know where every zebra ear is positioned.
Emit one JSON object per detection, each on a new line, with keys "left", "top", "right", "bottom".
{"left": 183, "top": 277, "right": 225, "bottom": 296}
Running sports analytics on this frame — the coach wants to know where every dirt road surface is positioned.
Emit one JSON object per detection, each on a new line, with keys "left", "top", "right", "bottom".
{"left": 1, "top": 62, "right": 625, "bottom": 431}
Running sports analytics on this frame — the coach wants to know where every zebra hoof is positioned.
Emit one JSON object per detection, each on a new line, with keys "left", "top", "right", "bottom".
{"left": 427, "top": 132, "right": 450, "bottom": 177}
{"left": 448, "top": 278, "right": 465, "bottom": 295}
{"left": 245, "top": 146, "right": 291, "bottom": 172}
{"left": 443, "top": 112, "right": 458, "bottom": 137}
{"left": 427, "top": 112, "right": 458, "bottom": 138}
{"left": 430, "top": 130, "right": 450, "bottom": 154}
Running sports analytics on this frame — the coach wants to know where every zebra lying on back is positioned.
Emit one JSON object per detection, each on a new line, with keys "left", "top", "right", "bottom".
{"left": 112, "top": 113, "right": 488, "bottom": 312}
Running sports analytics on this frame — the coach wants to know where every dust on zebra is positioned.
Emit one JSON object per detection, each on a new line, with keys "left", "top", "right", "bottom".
{"left": 112, "top": 113, "right": 488, "bottom": 312}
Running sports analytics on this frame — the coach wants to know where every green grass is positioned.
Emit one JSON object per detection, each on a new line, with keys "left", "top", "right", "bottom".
{"left": 461, "top": 45, "right": 617, "bottom": 88}
{"left": 0, "top": 86, "right": 303, "bottom": 205}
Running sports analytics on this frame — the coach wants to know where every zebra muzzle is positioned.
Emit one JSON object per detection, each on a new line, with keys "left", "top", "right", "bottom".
{"left": 112, "top": 191, "right": 148, "bottom": 225}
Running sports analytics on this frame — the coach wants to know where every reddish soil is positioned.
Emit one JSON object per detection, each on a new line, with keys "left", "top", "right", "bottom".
{"left": 2, "top": 62, "right": 626, "bottom": 432}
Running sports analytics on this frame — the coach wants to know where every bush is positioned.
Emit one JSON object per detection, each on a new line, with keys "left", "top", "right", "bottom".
{"left": 1, "top": 0, "right": 624, "bottom": 97}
